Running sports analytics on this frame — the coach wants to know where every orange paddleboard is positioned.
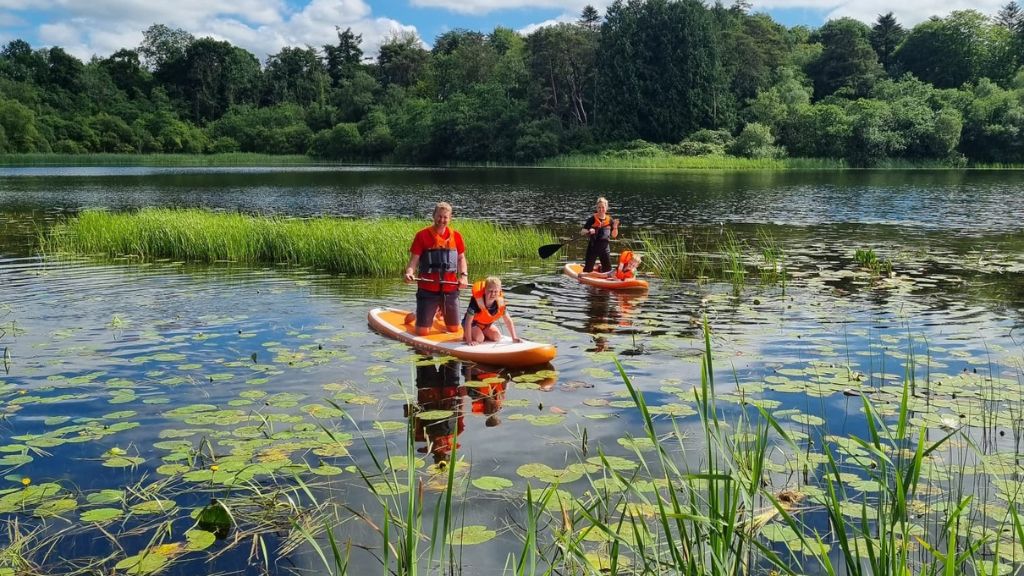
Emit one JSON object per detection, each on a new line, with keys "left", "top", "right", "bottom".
{"left": 564, "top": 263, "right": 649, "bottom": 291}
{"left": 368, "top": 308, "right": 557, "bottom": 368}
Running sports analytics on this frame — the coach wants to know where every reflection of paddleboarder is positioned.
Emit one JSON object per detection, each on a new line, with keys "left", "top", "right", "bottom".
{"left": 464, "top": 365, "right": 507, "bottom": 428}
{"left": 409, "top": 360, "right": 465, "bottom": 464}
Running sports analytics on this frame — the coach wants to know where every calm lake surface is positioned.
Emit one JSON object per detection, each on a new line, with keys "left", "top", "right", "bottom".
{"left": 2, "top": 167, "right": 1024, "bottom": 574}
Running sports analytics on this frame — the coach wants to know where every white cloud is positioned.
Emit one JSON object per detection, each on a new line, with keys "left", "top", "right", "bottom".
{"left": 0, "top": 12, "right": 27, "bottom": 27}
{"left": 517, "top": 15, "right": 575, "bottom": 35}
{"left": 411, "top": 0, "right": 570, "bottom": 14}
{"left": 476, "top": 0, "right": 1006, "bottom": 28}
{"left": 10, "top": 0, "right": 420, "bottom": 62}
{"left": 817, "top": 0, "right": 1006, "bottom": 27}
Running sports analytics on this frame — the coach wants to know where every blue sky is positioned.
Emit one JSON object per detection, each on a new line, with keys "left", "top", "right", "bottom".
{"left": 0, "top": 0, "right": 1005, "bottom": 62}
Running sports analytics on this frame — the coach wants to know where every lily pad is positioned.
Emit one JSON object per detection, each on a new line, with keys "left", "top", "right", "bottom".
{"left": 448, "top": 525, "right": 497, "bottom": 545}
{"left": 81, "top": 507, "right": 124, "bottom": 523}
{"left": 114, "top": 552, "right": 168, "bottom": 576}
{"left": 472, "top": 476, "right": 514, "bottom": 491}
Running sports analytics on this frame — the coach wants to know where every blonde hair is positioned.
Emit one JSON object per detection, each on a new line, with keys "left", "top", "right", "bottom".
{"left": 596, "top": 197, "right": 609, "bottom": 210}
{"left": 484, "top": 276, "right": 502, "bottom": 290}
{"left": 433, "top": 202, "right": 453, "bottom": 216}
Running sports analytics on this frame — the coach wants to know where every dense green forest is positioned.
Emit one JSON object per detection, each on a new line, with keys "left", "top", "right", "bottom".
{"left": 1, "top": 0, "right": 1023, "bottom": 166}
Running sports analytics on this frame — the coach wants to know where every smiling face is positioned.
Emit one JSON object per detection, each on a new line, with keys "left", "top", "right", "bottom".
{"left": 432, "top": 206, "right": 452, "bottom": 232}
{"left": 595, "top": 199, "right": 608, "bottom": 217}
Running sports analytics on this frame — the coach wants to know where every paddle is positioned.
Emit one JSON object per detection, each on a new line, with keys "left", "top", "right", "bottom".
{"left": 538, "top": 234, "right": 586, "bottom": 259}
{"left": 409, "top": 277, "right": 461, "bottom": 285}
{"left": 410, "top": 277, "right": 536, "bottom": 294}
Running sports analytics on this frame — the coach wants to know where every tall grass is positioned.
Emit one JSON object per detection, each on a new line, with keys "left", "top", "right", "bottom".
{"left": 635, "top": 231, "right": 692, "bottom": 281}
{"left": 540, "top": 153, "right": 845, "bottom": 170}
{"left": 757, "top": 227, "right": 786, "bottom": 290}
{"left": 42, "top": 209, "right": 554, "bottom": 276}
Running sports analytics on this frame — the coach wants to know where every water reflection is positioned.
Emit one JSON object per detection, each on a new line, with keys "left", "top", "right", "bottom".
{"left": 409, "top": 360, "right": 465, "bottom": 464}
{"left": 582, "top": 290, "right": 650, "bottom": 352}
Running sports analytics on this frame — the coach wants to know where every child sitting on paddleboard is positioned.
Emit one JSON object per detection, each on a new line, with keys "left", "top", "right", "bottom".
{"left": 463, "top": 277, "right": 522, "bottom": 346}
{"left": 581, "top": 250, "right": 642, "bottom": 281}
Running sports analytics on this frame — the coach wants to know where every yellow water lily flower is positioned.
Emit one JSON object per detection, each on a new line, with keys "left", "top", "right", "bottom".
{"left": 21, "top": 477, "right": 31, "bottom": 486}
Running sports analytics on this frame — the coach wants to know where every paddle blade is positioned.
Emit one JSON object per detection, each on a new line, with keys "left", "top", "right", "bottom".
{"left": 537, "top": 243, "right": 564, "bottom": 259}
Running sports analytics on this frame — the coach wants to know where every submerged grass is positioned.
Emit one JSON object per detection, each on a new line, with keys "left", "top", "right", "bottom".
{"left": 42, "top": 209, "right": 554, "bottom": 276}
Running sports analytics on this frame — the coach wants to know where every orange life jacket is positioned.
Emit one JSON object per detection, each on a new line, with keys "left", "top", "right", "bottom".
{"left": 470, "top": 280, "right": 506, "bottom": 325}
{"left": 614, "top": 250, "right": 636, "bottom": 280}
{"left": 418, "top": 227, "right": 459, "bottom": 291}
{"left": 471, "top": 376, "right": 505, "bottom": 414}
{"left": 591, "top": 214, "right": 612, "bottom": 229}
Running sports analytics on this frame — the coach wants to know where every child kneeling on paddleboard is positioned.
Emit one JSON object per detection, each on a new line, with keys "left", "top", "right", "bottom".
{"left": 463, "top": 277, "right": 522, "bottom": 346}
{"left": 582, "top": 250, "right": 642, "bottom": 281}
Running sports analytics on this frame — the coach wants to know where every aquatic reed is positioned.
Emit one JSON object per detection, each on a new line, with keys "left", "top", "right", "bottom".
{"left": 43, "top": 209, "right": 554, "bottom": 276}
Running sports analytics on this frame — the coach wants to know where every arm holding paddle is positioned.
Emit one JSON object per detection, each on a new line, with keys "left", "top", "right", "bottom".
{"left": 403, "top": 254, "right": 419, "bottom": 283}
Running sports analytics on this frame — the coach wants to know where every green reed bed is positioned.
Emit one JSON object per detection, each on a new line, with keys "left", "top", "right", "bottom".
{"left": 540, "top": 153, "right": 845, "bottom": 171}
{"left": 0, "top": 153, "right": 316, "bottom": 167}
{"left": 42, "top": 209, "right": 554, "bottom": 275}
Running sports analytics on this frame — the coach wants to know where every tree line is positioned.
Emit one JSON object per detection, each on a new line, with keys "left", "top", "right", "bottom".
{"left": 1, "top": 1, "right": 1022, "bottom": 166}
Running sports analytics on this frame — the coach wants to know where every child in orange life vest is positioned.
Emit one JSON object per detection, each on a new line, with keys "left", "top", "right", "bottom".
{"left": 582, "top": 250, "right": 642, "bottom": 281}
{"left": 462, "top": 277, "right": 522, "bottom": 346}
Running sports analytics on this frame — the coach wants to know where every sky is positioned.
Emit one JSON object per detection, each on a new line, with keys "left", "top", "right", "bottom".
{"left": 0, "top": 0, "right": 1011, "bottom": 63}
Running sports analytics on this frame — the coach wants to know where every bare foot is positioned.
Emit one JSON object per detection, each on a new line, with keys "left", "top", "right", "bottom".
{"left": 403, "top": 312, "right": 416, "bottom": 325}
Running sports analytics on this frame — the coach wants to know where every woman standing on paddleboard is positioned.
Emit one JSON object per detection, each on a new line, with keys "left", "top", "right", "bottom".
{"left": 580, "top": 197, "right": 619, "bottom": 273}
{"left": 404, "top": 202, "right": 469, "bottom": 336}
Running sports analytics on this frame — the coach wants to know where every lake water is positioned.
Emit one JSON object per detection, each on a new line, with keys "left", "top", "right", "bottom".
{"left": 2, "top": 167, "right": 1024, "bottom": 574}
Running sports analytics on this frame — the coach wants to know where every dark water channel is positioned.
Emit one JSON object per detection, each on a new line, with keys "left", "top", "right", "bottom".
{"left": 1, "top": 167, "right": 1024, "bottom": 574}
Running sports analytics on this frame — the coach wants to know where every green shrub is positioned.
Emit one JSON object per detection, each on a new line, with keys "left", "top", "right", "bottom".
{"left": 729, "top": 122, "right": 784, "bottom": 159}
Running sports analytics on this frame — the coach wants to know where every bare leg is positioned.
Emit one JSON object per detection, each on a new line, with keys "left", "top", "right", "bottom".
{"left": 483, "top": 325, "right": 502, "bottom": 342}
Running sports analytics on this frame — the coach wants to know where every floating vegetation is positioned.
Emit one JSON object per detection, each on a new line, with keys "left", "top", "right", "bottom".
{"left": 855, "top": 247, "right": 894, "bottom": 277}
{"left": 42, "top": 209, "right": 554, "bottom": 276}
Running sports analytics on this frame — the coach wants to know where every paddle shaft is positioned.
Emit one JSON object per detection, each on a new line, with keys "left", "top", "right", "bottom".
{"left": 410, "top": 277, "right": 462, "bottom": 285}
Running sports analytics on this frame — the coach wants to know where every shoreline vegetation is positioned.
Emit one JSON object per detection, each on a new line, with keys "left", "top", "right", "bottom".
{"left": 3, "top": 152, "right": 1024, "bottom": 170}
{"left": 42, "top": 209, "right": 554, "bottom": 275}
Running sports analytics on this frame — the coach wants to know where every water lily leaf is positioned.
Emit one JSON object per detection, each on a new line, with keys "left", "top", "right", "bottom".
{"left": 310, "top": 465, "right": 344, "bottom": 476}
{"left": 472, "top": 476, "right": 513, "bottom": 491}
{"left": 81, "top": 507, "right": 123, "bottom": 523}
{"left": 792, "top": 414, "right": 825, "bottom": 426}
{"left": 373, "top": 421, "right": 406, "bottom": 432}
{"left": 448, "top": 525, "right": 496, "bottom": 545}
{"left": 103, "top": 456, "right": 146, "bottom": 468}
{"left": 114, "top": 552, "right": 168, "bottom": 575}
{"left": 86, "top": 490, "right": 123, "bottom": 505}
{"left": 417, "top": 410, "right": 454, "bottom": 421}
{"left": 130, "top": 500, "right": 177, "bottom": 515}
{"left": 185, "top": 529, "right": 216, "bottom": 551}
{"left": 370, "top": 481, "right": 409, "bottom": 496}
{"left": 33, "top": 498, "right": 78, "bottom": 518}
{"left": 587, "top": 456, "right": 638, "bottom": 471}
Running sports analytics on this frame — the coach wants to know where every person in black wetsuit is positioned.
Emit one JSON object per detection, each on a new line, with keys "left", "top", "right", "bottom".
{"left": 580, "top": 197, "right": 619, "bottom": 273}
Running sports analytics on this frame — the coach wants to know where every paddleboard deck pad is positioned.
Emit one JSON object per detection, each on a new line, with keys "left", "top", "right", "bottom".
{"left": 368, "top": 307, "right": 557, "bottom": 367}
